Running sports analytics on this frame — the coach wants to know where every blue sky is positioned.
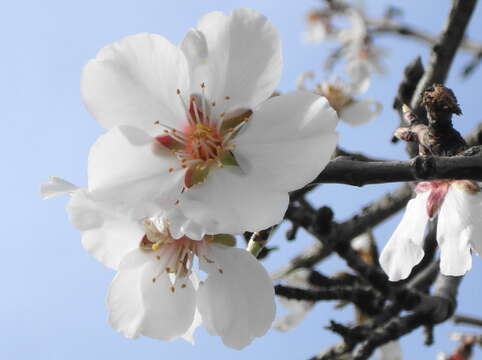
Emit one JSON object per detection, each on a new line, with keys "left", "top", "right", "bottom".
{"left": 2, "top": 0, "right": 482, "bottom": 359}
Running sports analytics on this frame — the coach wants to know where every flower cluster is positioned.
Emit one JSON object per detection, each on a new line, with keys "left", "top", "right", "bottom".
{"left": 43, "top": 9, "right": 339, "bottom": 348}
{"left": 304, "top": 7, "right": 386, "bottom": 87}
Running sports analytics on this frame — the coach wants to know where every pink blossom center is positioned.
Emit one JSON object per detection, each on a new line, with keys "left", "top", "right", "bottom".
{"left": 416, "top": 181, "right": 450, "bottom": 218}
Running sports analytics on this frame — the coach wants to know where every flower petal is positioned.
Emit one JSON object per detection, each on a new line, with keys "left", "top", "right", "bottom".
{"left": 40, "top": 177, "right": 78, "bottom": 199}
{"left": 377, "top": 341, "right": 402, "bottom": 360}
{"left": 197, "top": 244, "right": 275, "bottom": 349}
{"left": 139, "top": 261, "right": 196, "bottom": 340}
{"left": 82, "top": 33, "right": 189, "bottom": 134}
{"left": 179, "top": 166, "right": 288, "bottom": 235}
{"left": 437, "top": 187, "right": 478, "bottom": 276}
{"left": 67, "top": 190, "right": 144, "bottom": 269}
{"left": 340, "top": 98, "right": 381, "bottom": 126}
{"left": 107, "top": 265, "right": 145, "bottom": 338}
{"left": 379, "top": 192, "right": 429, "bottom": 281}
{"left": 234, "top": 91, "right": 338, "bottom": 191}
{"left": 273, "top": 299, "right": 313, "bottom": 332}
{"left": 182, "top": 9, "right": 281, "bottom": 113}
{"left": 109, "top": 249, "right": 197, "bottom": 341}
{"left": 88, "top": 126, "right": 184, "bottom": 219}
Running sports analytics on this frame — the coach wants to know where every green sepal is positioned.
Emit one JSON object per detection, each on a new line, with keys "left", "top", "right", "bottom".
{"left": 184, "top": 163, "right": 211, "bottom": 188}
{"left": 210, "top": 234, "right": 236, "bottom": 247}
{"left": 219, "top": 150, "right": 239, "bottom": 167}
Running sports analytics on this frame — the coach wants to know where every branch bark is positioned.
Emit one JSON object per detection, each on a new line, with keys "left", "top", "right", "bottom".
{"left": 311, "top": 146, "right": 482, "bottom": 187}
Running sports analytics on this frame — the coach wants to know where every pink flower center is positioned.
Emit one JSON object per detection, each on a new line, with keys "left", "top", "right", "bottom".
{"left": 416, "top": 180, "right": 481, "bottom": 218}
{"left": 153, "top": 86, "right": 249, "bottom": 188}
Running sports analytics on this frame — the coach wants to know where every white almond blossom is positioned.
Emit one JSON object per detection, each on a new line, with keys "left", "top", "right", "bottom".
{"left": 81, "top": 9, "right": 339, "bottom": 239}
{"left": 41, "top": 178, "right": 275, "bottom": 349}
{"left": 377, "top": 341, "right": 403, "bottom": 360}
{"left": 339, "top": 10, "right": 386, "bottom": 85}
{"left": 303, "top": 10, "right": 335, "bottom": 44}
{"left": 272, "top": 269, "right": 315, "bottom": 332}
{"left": 380, "top": 180, "right": 482, "bottom": 281}
{"left": 297, "top": 72, "right": 381, "bottom": 126}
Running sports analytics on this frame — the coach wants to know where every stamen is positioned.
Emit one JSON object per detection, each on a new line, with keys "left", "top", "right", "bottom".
{"left": 191, "top": 97, "right": 202, "bottom": 125}
{"left": 200, "top": 83, "right": 209, "bottom": 126}
{"left": 177, "top": 89, "right": 195, "bottom": 126}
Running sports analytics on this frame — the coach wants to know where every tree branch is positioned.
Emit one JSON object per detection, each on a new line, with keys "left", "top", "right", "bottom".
{"left": 411, "top": 0, "right": 478, "bottom": 111}
{"left": 311, "top": 146, "right": 482, "bottom": 187}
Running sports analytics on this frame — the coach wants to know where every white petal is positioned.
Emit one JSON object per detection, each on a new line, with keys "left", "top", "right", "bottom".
{"left": 340, "top": 98, "right": 382, "bottom": 126}
{"left": 197, "top": 244, "right": 275, "bottom": 349}
{"left": 109, "top": 249, "right": 197, "bottom": 341}
{"left": 81, "top": 33, "right": 189, "bottom": 134}
{"left": 183, "top": 9, "right": 282, "bottom": 113}
{"left": 181, "top": 273, "right": 201, "bottom": 344}
{"left": 67, "top": 190, "right": 144, "bottom": 269}
{"left": 179, "top": 166, "right": 288, "bottom": 234}
{"left": 88, "top": 126, "right": 184, "bottom": 219}
{"left": 234, "top": 91, "right": 339, "bottom": 191}
{"left": 377, "top": 341, "right": 402, "bottom": 360}
{"left": 303, "top": 23, "right": 327, "bottom": 44}
{"left": 273, "top": 299, "right": 314, "bottom": 332}
{"left": 40, "top": 177, "right": 79, "bottom": 199}
{"left": 379, "top": 192, "right": 429, "bottom": 281}
{"left": 139, "top": 261, "right": 197, "bottom": 340}
{"left": 107, "top": 266, "right": 145, "bottom": 338}
{"left": 437, "top": 188, "right": 478, "bottom": 276}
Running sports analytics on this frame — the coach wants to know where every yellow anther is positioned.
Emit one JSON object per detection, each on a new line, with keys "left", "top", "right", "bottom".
{"left": 151, "top": 242, "right": 160, "bottom": 250}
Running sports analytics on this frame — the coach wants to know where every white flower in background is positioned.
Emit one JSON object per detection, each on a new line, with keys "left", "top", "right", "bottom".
{"left": 297, "top": 72, "right": 381, "bottom": 126}
{"left": 82, "top": 9, "right": 339, "bottom": 239}
{"left": 380, "top": 180, "right": 482, "bottom": 281}
{"left": 377, "top": 341, "right": 403, "bottom": 360}
{"left": 339, "top": 10, "right": 386, "bottom": 85}
{"left": 303, "top": 10, "right": 335, "bottom": 43}
{"left": 272, "top": 269, "right": 315, "bottom": 332}
{"left": 41, "top": 179, "right": 276, "bottom": 349}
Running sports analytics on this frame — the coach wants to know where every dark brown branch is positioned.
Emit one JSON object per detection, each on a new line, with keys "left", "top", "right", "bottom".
{"left": 275, "top": 284, "right": 382, "bottom": 316}
{"left": 369, "top": 18, "right": 482, "bottom": 60}
{"left": 311, "top": 146, "right": 482, "bottom": 187}
{"left": 453, "top": 314, "right": 482, "bottom": 328}
{"left": 273, "top": 184, "right": 412, "bottom": 279}
{"left": 411, "top": 0, "right": 478, "bottom": 111}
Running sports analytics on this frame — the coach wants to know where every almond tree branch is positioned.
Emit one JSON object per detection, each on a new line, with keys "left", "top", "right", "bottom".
{"left": 311, "top": 146, "right": 482, "bottom": 187}
{"left": 411, "top": 0, "right": 478, "bottom": 111}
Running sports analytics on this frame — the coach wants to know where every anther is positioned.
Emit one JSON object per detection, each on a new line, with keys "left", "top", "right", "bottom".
{"left": 218, "top": 268, "right": 224, "bottom": 274}
{"left": 176, "top": 89, "right": 181, "bottom": 95}
{"left": 156, "top": 255, "right": 161, "bottom": 260}
{"left": 168, "top": 168, "right": 174, "bottom": 173}
{"left": 225, "top": 96, "right": 230, "bottom": 100}
{"left": 170, "top": 286, "right": 175, "bottom": 293}
{"left": 152, "top": 278, "right": 156, "bottom": 283}
{"left": 181, "top": 284, "right": 187, "bottom": 289}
